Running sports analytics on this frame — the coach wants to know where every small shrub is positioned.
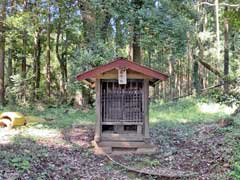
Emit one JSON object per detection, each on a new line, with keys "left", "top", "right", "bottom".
{"left": 231, "top": 162, "right": 240, "bottom": 180}
{"left": 10, "top": 156, "right": 30, "bottom": 172}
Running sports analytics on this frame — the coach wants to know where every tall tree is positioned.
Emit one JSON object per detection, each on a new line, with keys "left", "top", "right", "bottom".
{"left": 31, "top": 1, "right": 42, "bottom": 99}
{"left": 0, "top": 0, "right": 6, "bottom": 105}
{"left": 56, "top": 4, "right": 67, "bottom": 100}
{"left": 132, "top": 0, "right": 143, "bottom": 63}
{"left": 33, "top": 28, "right": 41, "bottom": 98}
{"left": 7, "top": 0, "right": 15, "bottom": 84}
{"left": 78, "top": 0, "right": 96, "bottom": 50}
{"left": 21, "top": 0, "right": 28, "bottom": 101}
{"left": 223, "top": 6, "right": 229, "bottom": 92}
{"left": 215, "top": 0, "right": 220, "bottom": 67}
{"left": 46, "top": 1, "right": 51, "bottom": 98}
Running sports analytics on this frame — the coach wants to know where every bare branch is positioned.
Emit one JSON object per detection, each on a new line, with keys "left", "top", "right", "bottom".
{"left": 220, "top": 2, "right": 240, "bottom": 7}
{"left": 197, "top": 2, "right": 240, "bottom": 8}
{"left": 199, "top": 2, "right": 215, "bottom": 6}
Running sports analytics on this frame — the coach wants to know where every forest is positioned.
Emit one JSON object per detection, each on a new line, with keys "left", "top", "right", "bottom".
{"left": 0, "top": 0, "right": 240, "bottom": 179}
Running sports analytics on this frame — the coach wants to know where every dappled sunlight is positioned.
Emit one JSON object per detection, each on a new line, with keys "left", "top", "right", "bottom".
{"left": 179, "top": 118, "right": 189, "bottom": 124}
{"left": 0, "top": 125, "right": 62, "bottom": 146}
{"left": 22, "top": 126, "right": 60, "bottom": 139}
{"left": 149, "top": 99, "right": 233, "bottom": 127}
{"left": 0, "top": 129, "right": 20, "bottom": 144}
{"left": 197, "top": 102, "right": 235, "bottom": 115}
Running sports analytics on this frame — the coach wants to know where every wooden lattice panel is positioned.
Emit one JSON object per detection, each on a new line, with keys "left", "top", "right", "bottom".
{"left": 101, "top": 80, "right": 144, "bottom": 123}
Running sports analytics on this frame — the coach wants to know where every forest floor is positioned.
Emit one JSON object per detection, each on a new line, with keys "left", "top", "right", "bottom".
{"left": 0, "top": 98, "right": 239, "bottom": 180}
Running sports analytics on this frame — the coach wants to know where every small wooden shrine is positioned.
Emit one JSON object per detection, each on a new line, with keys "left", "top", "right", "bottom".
{"left": 76, "top": 57, "right": 168, "bottom": 154}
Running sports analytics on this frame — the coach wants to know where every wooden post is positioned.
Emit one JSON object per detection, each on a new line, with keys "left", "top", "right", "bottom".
{"left": 143, "top": 79, "right": 150, "bottom": 142}
{"left": 95, "top": 79, "right": 101, "bottom": 142}
{"left": 137, "top": 125, "right": 142, "bottom": 135}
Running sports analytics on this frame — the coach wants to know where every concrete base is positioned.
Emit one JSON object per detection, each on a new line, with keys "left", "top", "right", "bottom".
{"left": 92, "top": 140, "right": 157, "bottom": 155}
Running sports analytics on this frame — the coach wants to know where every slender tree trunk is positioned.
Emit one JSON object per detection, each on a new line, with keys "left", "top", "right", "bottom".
{"left": 115, "top": 17, "right": 123, "bottom": 55}
{"left": 22, "top": 1, "right": 27, "bottom": 75}
{"left": 132, "top": 0, "right": 143, "bottom": 64}
{"left": 148, "top": 50, "right": 151, "bottom": 68}
{"left": 63, "top": 33, "right": 68, "bottom": 82}
{"left": 22, "top": 35, "right": 27, "bottom": 79}
{"left": 187, "top": 36, "right": 192, "bottom": 95}
{"left": 168, "top": 56, "right": 175, "bottom": 100}
{"left": 179, "top": 59, "right": 183, "bottom": 97}
{"left": 56, "top": 20, "right": 67, "bottom": 101}
{"left": 7, "top": 0, "right": 14, "bottom": 84}
{"left": 128, "top": 43, "right": 133, "bottom": 60}
{"left": 0, "top": 0, "right": 6, "bottom": 105}
{"left": 33, "top": 29, "right": 41, "bottom": 99}
{"left": 215, "top": 0, "right": 220, "bottom": 67}
{"left": 21, "top": 0, "right": 28, "bottom": 102}
{"left": 223, "top": 7, "right": 229, "bottom": 92}
{"left": 46, "top": 3, "right": 51, "bottom": 98}
{"left": 7, "top": 48, "right": 12, "bottom": 83}
{"left": 101, "top": 9, "right": 111, "bottom": 43}
{"left": 193, "top": 60, "right": 200, "bottom": 94}
{"left": 78, "top": 0, "right": 96, "bottom": 50}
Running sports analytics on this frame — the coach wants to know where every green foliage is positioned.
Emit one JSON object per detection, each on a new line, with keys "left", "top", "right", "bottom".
{"left": 150, "top": 98, "right": 230, "bottom": 126}
{"left": 0, "top": 97, "right": 237, "bottom": 179}
{"left": 0, "top": 104, "right": 95, "bottom": 129}
{"left": 10, "top": 157, "right": 30, "bottom": 172}
{"left": 231, "top": 162, "right": 240, "bottom": 180}
{"left": 207, "top": 79, "right": 240, "bottom": 107}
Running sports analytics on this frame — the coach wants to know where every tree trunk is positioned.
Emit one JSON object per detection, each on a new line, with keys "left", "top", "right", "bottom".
{"left": 33, "top": 29, "right": 41, "bottom": 98}
{"left": 46, "top": 3, "right": 51, "bottom": 98}
{"left": 56, "top": 20, "right": 67, "bottom": 101}
{"left": 223, "top": 7, "right": 229, "bottom": 93}
{"left": 7, "top": 48, "right": 12, "bottom": 83}
{"left": 215, "top": 0, "right": 220, "bottom": 67}
{"left": 0, "top": 0, "right": 6, "bottom": 105}
{"left": 22, "top": 0, "right": 28, "bottom": 102}
{"left": 193, "top": 60, "right": 200, "bottom": 95}
{"left": 115, "top": 17, "right": 123, "bottom": 55}
{"left": 101, "top": 10, "right": 111, "bottom": 43}
{"left": 132, "top": 0, "right": 143, "bottom": 64}
{"left": 22, "top": 35, "right": 27, "bottom": 79}
{"left": 7, "top": 0, "right": 14, "bottom": 84}
{"left": 168, "top": 56, "right": 175, "bottom": 100}
{"left": 78, "top": 0, "right": 96, "bottom": 50}
{"left": 187, "top": 37, "right": 192, "bottom": 95}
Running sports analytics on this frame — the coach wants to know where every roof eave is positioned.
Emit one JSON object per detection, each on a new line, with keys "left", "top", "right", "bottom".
{"left": 76, "top": 58, "right": 169, "bottom": 81}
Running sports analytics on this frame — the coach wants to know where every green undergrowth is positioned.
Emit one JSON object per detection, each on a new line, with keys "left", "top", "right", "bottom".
{"left": 0, "top": 105, "right": 96, "bottom": 129}
{"left": 150, "top": 98, "right": 232, "bottom": 127}
{"left": 0, "top": 98, "right": 239, "bottom": 179}
{"left": 0, "top": 98, "right": 232, "bottom": 130}
{"left": 224, "top": 113, "right": 240, "bottom": 179}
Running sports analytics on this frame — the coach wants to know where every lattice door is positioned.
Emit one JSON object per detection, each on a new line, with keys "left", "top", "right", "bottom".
{"left": 101, "top": 80, "right": 144, "bottom": 123}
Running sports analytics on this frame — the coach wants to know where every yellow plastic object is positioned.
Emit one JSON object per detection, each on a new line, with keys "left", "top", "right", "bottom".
{"left": 25, "top": 116, "right": 45, "bottom": 123}
{"left": 0, "top": 112, "right": 26, "bottom": 128}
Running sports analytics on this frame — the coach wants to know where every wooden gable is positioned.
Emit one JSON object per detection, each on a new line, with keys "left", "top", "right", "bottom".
{"left": 76, "top": 57, "right": 168, "bottom": 83}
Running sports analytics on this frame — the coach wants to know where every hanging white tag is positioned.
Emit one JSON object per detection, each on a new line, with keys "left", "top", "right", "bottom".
{"left": 118, "top": 68, "right": 127, "bottom": 84}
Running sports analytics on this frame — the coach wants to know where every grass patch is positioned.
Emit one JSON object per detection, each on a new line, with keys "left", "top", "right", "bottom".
{"left": 150, "top": 98, "right": 231, "bottom": 127}
{"left": 0, "top": 98, "right": 238, "bottom": 179}
{"left": 0, "top": 105, "right": 95, "bottom": 129}
{"left": 223, "top": 113, "right": 240, "bottom": 179}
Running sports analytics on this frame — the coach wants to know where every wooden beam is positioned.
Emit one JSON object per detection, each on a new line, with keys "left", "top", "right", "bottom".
{"left": 102, "top": 122, "right": 143, "bottom": 125}
{"left": 143, "top": 79, "right": 150, "bottom": 142}
{"left": 97, "top": 69, "right": 151, "bottom": 80}
{"left": 94, "top": 79, "right": 101, "bottom": 142}
{"left": 101, "top": 133, "right": 144, "bottom": 141}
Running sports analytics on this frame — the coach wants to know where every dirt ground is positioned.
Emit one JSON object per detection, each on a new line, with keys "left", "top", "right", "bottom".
{"left": 0, "top": 122, "right": 233, "bottom": 180}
